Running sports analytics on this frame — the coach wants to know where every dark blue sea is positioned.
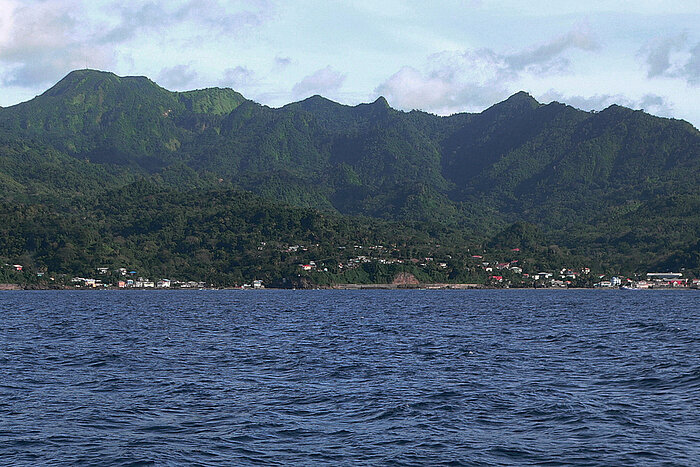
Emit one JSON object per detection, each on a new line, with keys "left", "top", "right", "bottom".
{"left": 1, "top": 290, "right": 699, "bottom": 466}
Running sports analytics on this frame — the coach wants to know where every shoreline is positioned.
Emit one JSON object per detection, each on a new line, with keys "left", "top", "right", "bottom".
{"left": 1, "top": 283, "right": 696, "bottom": 291}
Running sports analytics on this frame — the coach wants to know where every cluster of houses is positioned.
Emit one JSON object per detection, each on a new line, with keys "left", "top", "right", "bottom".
{"left": 300, "top": 261, "right": 328, "bottom": 272}
{"left": 69, "top": 267, "right": 208, "bottom": 289}
{"left": 288, "top": 243, "right": 601, "bottom": 286}
{"left": 71, "top": 276, "right": 208, "bottom": 289}
{"left": 300, "top": 255, "right": 449, "bottom": 273}
{"left": 69, "top": 267, "right": 266, "bottom": 289}
{"left": 3, "top": 253, "right": 699, "bottom": 289}
{"left": 293, "top": 248, "right": 700, "bottom": 290}
{"left": 480, "top": 259, "right": 524, "bottom": 281}
{"left": 596, "top": 273, "right": 698, "bottom": 289}
{"left": 295, "top": 243, "right": 395, "bottom": 272}
{"left": 289, "top": 243, "right": 602, "bottom": 287}
{"left": 489, "top": 267, "right": 592, "bottom": 286}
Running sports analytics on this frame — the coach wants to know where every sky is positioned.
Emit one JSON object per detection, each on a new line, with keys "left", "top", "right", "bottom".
{"left": 1, "top": 0, "right": 699, "bottom": 127}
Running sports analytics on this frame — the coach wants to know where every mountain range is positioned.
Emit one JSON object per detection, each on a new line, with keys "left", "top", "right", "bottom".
{"left": 0, "top": 69, "right": 698, "bottom": 284}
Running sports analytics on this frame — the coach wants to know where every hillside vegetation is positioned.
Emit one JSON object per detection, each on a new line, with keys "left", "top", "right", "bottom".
{"left": 0, "top": 69, "right": 698, "bottom": 284}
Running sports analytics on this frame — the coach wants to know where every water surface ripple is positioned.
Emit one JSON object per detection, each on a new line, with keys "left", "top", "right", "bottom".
{"left": 1, "top": 290, "right": 698, "bottom": 465}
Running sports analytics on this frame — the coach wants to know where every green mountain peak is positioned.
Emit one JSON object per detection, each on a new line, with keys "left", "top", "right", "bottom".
{"left": 372, "top": 96, "right": 389, "bottom": 107}
{"left": 177, "top": 87, "right": 246, "bottom": 115}
{"left": 288, "top": 94, "right": 347, "bottom": 113}
{"left": 502, "top": 91, "right": 540, "bottom": 108}
{"left": 43, "top": 69, "right": 165, "bottom": 98}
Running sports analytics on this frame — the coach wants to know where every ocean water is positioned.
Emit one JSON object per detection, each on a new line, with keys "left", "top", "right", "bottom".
{"left": 1, "top": 289, "right": 698, "bottom": 466}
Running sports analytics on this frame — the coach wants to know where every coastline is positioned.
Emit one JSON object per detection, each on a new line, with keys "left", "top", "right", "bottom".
{"left": 1, "top": 283, "right": 696, "bottom": 291}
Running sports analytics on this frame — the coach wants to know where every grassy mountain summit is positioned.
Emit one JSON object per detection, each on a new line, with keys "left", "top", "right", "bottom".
{"left": 0, "top": 69, "right": 698, "bottom": 282}
{"left": 0, "top": 70, "right": 247, "bottom": 169}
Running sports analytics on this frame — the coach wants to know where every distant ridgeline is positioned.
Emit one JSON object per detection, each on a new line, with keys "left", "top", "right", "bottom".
{"left": 0, "top": 69, "right": 698, "bottom": 286}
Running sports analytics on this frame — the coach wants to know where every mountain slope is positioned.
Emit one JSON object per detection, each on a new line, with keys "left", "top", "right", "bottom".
{"left": 0, "top": 70, "right": 246, "bottom": 169}
{"left": 0, "top": 69, "right": 699, "bottom": 277}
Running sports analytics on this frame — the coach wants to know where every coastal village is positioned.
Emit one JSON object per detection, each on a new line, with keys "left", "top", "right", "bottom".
{"left": 3, "top": 239, "right": 694, "bottom": 290}
{"left": 283, "top": 242, "right": 700, "bottom": 289}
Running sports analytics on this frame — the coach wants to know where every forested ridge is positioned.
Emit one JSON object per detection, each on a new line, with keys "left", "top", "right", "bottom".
{"left": 0, "top": 69, "right": 698, "bottom": 286}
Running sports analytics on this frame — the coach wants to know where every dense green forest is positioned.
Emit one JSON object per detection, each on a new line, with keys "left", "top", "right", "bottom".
{"left": 0, "top": 180, "right": 600, "bottom": 287}
{"left": 0, "top": 69, "right": 698, "bottom": 286}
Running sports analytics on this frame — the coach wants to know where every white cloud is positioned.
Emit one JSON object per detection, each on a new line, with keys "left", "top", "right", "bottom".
{"left": 504, "top": 26, "right": 600, "bottom": 74}
{"left": 540, "top": 90, "right": 674, "bottom": 116}
{"left": 640, "top": 35, "right": 700, "bottom": 86}
{"left": 0, "top": 0, "right": 114, "bottom": 86}
{"left": 0, "top": 0, "right": 275, "bottom": 87}
{"left": 638, "top": 93, "right": 675, "bottom": 114}
{"left": 101, "top": 0, "right": 275, "bottom": 44}
{"left": 641, "top": 34, "right": 688, "bottom": 78}
{"left": 157, "top": 64, "right": 199, "bottom": 90}
{"left": 685, "top": 43, "right": 700, "bottom": 85}
{"left": 220, "top": 66, "right": 256, "bottom": 88}
{"left": 0, "top": 0, "right": 17, "bottom": 45}
{"left": 274, "top": 56, "right": 292, "bottom": 69}
{"left": 376, "top": 25, "right": 600, "bottom": 114}
{"left": 292, "top": 66, "right": 346, "bottom": 98}
{"left": 376, "top": 66, "right": 505, "bottom": 114}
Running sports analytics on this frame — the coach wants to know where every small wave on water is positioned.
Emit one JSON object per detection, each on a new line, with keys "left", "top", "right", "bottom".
{"left": 0, "top": 289, "right": 699, "bottom": 465}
